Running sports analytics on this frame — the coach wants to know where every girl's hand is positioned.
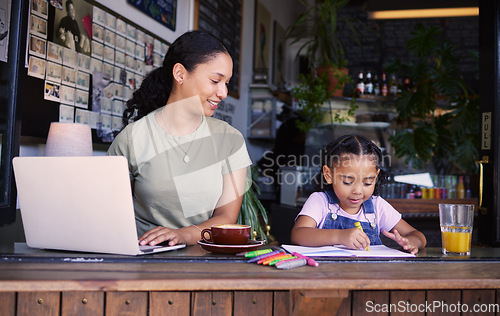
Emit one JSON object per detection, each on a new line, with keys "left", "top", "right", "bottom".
{"left": 382, "top": 229, "right": 419, "bottom": 254}
{"left": 340, "top": 228, "right": 371, "bottom": 250}
{"left": 139, "top": 226, "right": 189, "bottom": 247}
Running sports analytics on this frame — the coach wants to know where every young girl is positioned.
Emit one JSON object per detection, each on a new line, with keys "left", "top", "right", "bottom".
{"left": 291, "top": 134, "right": 426, "bottom": 254}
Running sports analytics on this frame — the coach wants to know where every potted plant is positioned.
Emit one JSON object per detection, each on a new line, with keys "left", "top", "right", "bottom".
{"left": 238, "top": 166, "right": 270, "bottom": 241}
{"left": 285, "top": 0, "right": 360, "bottom": 97}
{"left": 292, "top": 71, "right": 356, "bottom": 132}
{"left": 384, "top": 24, "right": 479, "bottom": 175}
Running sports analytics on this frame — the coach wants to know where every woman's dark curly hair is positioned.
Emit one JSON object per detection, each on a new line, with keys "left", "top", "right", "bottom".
{"left": 314, "top": 134, "right": 389, "bottom": 196}
{"left": 122, "top": 30, "right": 230, "bottom": 126}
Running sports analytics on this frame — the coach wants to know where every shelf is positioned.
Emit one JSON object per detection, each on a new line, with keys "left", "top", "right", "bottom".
{"left": 386, "top": 198, "right": 478, "bottom": 214}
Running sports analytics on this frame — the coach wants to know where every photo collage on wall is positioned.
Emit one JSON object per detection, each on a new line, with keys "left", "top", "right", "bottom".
{"left": 27, "top": 0, "right": 169, "bottom": 139}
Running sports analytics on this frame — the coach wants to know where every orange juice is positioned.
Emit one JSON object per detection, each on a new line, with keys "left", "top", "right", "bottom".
{"left": 441, "top": 226, "right": 472, "bottom": 255}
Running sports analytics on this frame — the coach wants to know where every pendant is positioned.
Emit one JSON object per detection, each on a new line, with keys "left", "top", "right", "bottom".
{"left": 370, "top": 222, "right": 376, "bottom": 229}
{"left": 183, "top": 155, "right": 190, "bottom": 163}
{"left": 331, "top": 213, "right": 337, "bottom": 220}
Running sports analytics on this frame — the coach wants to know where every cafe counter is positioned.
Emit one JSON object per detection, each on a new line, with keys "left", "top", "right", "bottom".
{"left": 1, "top": 243, "right": 500, "bottom": 315}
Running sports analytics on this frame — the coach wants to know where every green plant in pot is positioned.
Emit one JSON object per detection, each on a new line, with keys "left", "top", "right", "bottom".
{"left": 384, "top": 24, "right": 479, "bottom": 175}
{"left": 292, "top": 71, "right": 356, "bottom": 132}
{"left": 285, "top": 0, "right": 360, "bottom": 97}
{"left": 237, "top": 166, "right": 270, "bottom": 242}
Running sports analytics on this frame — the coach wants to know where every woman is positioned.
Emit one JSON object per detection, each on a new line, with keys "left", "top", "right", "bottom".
{"left": 107, "top": 30, "right": 252, "bottom": 247}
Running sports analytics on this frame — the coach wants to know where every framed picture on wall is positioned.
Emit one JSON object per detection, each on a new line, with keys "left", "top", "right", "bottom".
{"left": 272, "top": 21, "right": 286, "bottom": 88}
{"left": 30, "top": 14, "right": 47, "bottom": 39}
{"left": 47, "top": 42, "right": 63, "bottom": 63}
{"left": 59, "top": 104, "right": 75, "bottom": 123}
{"left": 32, "top": 0, "right": 49, "bottom": 19}
{"left": 44, "top": 80, "right": 61, "bottom": 102}
{"left": 29, "top": 35, "right": 47, "bottom": 59}
{"left": 52, "top": 0, "right": 92, "bottom": 56}
{"left": 62, "top": 66, "right": 76, "bottom": 86}
{"left": 76, "top": 71, "right": 90, "bottom": 90}
{"left": 75, "top": 108, "right": 90, "bottom": 124}
{"left": 253, "top": 1, "right": 271, "bottom": 78}
{"left": 60, "top": 85, "right": 75, "bottom": 105}
{"left": 93, "top": 24, "right": 104, "bottom": 43}
{"left": 46, "top": 61, "right": 62, "bottom": 82}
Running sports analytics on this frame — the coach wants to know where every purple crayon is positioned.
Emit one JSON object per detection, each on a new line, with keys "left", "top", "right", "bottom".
{"left": 246, "top": 250, "right": 283, "bottom": 263}
{"left": 275, "top": 258, "right": 307, "bottom": 270}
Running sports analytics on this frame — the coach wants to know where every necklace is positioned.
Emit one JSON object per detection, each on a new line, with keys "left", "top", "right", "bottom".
{"left": 161, "top": 108, "right": 202, "bottom": 163}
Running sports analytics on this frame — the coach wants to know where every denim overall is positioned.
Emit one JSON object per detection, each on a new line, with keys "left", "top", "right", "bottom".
{"left": 322, "top": 188, "right": 382, "bottom": 245}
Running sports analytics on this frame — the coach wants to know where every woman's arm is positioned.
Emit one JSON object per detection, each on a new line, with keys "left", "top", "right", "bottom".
{"left": 291, "top": 215, "right": 370, "bottom": 249}
{"left": 139, "top": 167, "right": 248, "bottom": 246}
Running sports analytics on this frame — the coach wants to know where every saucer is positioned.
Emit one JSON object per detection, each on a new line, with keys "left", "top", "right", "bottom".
{"left": 197, "top": 240, "right": 265, "bottom": 254}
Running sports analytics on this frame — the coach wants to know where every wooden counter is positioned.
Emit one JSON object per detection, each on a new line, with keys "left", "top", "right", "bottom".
{"left": 1, "top": 244, "right": 500, "bottom": 315}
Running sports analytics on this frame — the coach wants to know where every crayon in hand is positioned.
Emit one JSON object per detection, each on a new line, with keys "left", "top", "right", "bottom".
{"left": 354, "top": 221, "right": 369, "bottom": 251}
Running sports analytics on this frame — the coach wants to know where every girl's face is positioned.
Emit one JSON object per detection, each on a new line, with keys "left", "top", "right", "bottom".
{"left": 323, "top": 154, "right": 380, "bottom": 215}
{"left": 181, "top": 52, "right": 232, "bottom": 117}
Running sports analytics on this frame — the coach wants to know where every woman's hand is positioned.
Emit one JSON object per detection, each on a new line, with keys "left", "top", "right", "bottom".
{"left": 339, "top": 228, "right": 371, "bottom": 250}
{"left": 139, "top": 226, "right": 190, "bottom": 247}
{"left": 382, "top": 229, "right": 419, "bottom": 254}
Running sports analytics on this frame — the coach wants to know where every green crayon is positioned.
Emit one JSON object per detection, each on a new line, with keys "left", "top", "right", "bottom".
{"left": 244, "top": 248, "right": 272, "bottom": 258}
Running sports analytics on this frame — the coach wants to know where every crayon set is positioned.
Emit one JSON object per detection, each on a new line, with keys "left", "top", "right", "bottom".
{"left": 239, "top": 248, "right": 319, "bottom": 270}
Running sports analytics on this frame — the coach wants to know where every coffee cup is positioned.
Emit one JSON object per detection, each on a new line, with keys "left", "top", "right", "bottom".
{"left": 201, "top": 224, "right": 251, "bottom": 245}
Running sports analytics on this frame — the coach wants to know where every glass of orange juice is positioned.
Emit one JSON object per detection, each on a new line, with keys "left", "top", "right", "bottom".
{"left": 439, "top": 204, "right": 474, "bottom": 256}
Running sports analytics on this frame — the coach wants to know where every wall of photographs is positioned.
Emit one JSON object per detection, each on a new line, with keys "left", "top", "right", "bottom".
{"left": 25, "top": 0, "right": 169, "bottom": 142}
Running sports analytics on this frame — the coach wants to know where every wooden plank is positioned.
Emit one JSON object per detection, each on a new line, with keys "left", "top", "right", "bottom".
{"left": 234, "top": 291, "right": 273, "bottom": 316}
{"left": 17, "top": 291, "right": 60, "bottom": 316}
{"left": 273, "top": 291, "right": 290, "bottom": 316}
{"left": 426, "top": 290, "right": 461, "bottom": 316}
{"left": 352, "top": 290, "right": 389, "bottom": 316}
{"left": 191, "top": 291, "right": 211, "bottom": 316}
{"left": 150, "top": 291, "right": 190, "bottom": 316}
{"left": 105, "top": 291, "right": 147, "bottom": 316}
{"left": 191, "top": 291, "right": 232, "bottom": 316}
{"left": 1, "top": 261, "right": 500, "bottom": 292}
{"left": 61, "top": 291, "right": 104, "bottom": 316}
{"left": 461, "top": 289, "right": 496, "bottom": 316}
{"left": 0, "top": 292, "right": 16, "bottom": 316}
{"left": 390, "top": 290, "right": 425, "bottom": 316}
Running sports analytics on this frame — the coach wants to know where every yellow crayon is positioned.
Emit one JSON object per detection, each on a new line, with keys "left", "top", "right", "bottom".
{"left": 354, "top": 221, "right": 369, "bottom": 251}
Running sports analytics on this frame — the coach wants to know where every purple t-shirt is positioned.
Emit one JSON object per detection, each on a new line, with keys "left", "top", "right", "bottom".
{"left": 297, "top": 192, "right": 402, "bottom": 233}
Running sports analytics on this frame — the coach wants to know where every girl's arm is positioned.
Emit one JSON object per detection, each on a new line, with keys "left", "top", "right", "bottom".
{"left": 291, "top": 215, "right": 370, "bottom": 250}
{"left": 382, "top": 219, "right": 427, "bottom": 254}
{"left": 140, "top": 167, "right": 248, "bottom": 246}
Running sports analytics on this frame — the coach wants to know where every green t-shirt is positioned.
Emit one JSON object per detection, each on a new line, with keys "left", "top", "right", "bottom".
{"left": 107, "top": 108, "right": 252, "bottom": 236}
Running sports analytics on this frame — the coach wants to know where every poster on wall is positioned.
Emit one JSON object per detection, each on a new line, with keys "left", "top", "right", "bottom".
{"left": 126, "top": 0, "right": 177, "bottom": 31}
{"left": 0, "top": 0, "right": 11, "bottom": 62}
{"left": 52, "top": 0, "right": 92, "bottom": 55}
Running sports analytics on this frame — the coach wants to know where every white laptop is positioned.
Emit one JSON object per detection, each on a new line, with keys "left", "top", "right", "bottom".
{"left": 12, "top": 156, "right": 186, "bottom": 255}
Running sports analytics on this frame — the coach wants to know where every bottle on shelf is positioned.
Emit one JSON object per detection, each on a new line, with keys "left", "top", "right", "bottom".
{"left": 464, "top": 175, "right": 472, "bottom": 198}
{"left": 381, "top": 73, "right": 388, "bottom": 97}
{"left": 414, "top": 186, "right": 422, "bottom": 199}
{"left": 356, "top": 71, "right": 365, "bottom": 96}
{"left": 365, "top": 71, "right": 373, "bottom": 95}
{"left": 457, "top": 175, "right": 465, "bottom": 199}
{"left": 389, "top": 74, "right": 398, "bottom": 96}
{"left": 373, "top": 74, "right": 380, "bottom": 96}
